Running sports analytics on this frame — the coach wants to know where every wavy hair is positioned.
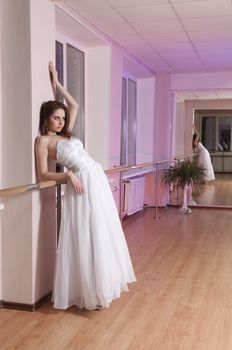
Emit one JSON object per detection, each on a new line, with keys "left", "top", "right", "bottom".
{"left": 39, "top": 100, "right": 72, "bottom": 138}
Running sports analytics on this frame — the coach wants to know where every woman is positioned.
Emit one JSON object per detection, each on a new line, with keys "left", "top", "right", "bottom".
{"left": 192, "top": 126, "right": 215, "bottom": 182}
{"left": 35, "top": 62, "right": 136, "bottom": 310}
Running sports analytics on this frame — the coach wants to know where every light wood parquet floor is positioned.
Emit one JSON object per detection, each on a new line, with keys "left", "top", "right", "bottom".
{"left": 1, "top": 207, "right": 232, "bottom": 350}
{"left": 197, "top": 173, "right": 232, "bottom": 207}
{"left": 169, "top": 173, "right": 232, "bottom": 207}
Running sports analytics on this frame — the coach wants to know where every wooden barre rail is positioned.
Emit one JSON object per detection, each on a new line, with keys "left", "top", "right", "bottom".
{"left": 0, "top": 159, "right": 170, "bottom": 198}
{"left": 0, "top": 180, "right": 57, "bottom": 197}
{"left": 105, "top": 159, "right": 170, "bottom": 175}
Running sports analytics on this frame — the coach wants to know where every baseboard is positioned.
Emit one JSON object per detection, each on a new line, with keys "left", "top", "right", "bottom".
{"left": 0, "top": 291, "right": 52, "bottom": 312}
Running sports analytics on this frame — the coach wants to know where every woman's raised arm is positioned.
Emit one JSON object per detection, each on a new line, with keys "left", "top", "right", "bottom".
{"left": 48, "top": 61, "right": 79, "bottom": 132}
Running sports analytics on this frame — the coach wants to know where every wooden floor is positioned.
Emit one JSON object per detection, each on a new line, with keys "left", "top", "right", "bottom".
{"left": 169, "top": 173, "right": 232, "bottom": 207}
{"left": 1, "top": 207, "right": 232, "bottom": 349}
{"left": 197, "top": 173, "right": 232, "bottom": 207}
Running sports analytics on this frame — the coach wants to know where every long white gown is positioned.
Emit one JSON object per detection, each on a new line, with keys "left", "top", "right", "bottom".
{"left": 52, "top": 138, "right": 136, "bottom": 310}
{"left": 196, "top": 142, "right": 215, "bottom": 181}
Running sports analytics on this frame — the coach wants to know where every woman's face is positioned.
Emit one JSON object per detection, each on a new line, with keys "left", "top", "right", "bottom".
{"left": 47, "top": 108, "right": 65, "bottom": 134}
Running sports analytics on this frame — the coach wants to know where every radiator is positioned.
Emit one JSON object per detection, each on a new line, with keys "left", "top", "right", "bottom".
{"left": 124, "top": 177, "right": 145, "bottom": 216}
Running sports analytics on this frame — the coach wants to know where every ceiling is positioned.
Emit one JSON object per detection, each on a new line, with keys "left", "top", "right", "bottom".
{"left": 175, "top": 90, "right": 232, "bottom": 101}
{"left": 52, "top": 0, "right": 232, "bottom": 75}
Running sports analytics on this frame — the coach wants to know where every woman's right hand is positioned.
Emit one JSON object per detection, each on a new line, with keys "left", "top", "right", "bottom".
{"left": 67, "top": 171, "right": 84, "bottom": 195}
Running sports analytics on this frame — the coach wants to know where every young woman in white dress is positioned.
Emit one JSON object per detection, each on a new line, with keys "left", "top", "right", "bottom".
{"left": 35, "top": 62, "right": 136, "bottom": 310}
{"left": 193, "top": 126, "right": 215, "bottom": 182}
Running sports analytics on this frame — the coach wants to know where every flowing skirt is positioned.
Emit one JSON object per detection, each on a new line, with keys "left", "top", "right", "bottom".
{"left": 52, "top": 163, "right": 136, "bottom": 310}
{"left": 198, "top": 147, "right": 215, "bottom": 181}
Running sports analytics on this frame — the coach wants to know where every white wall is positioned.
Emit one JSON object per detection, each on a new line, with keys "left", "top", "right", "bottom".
{"left": 109, "top": 46, "right": 123, "bottom": 168}
{"left": 85, "top": 46, "right": 111, "bottom": 170}
{"left": 171, "top": 71, "right": 232, "bottom": 91}
{"left": 154, "top": 74, "right": 173, "bottom": 160}
{"left": 1, "top": 0, "right": 33, "bottom": 304}
{"left": 0, "top": 0, "right": 3, "bottom": 301}
{"left": 0, "top": 0, "right": 56, "bottom": 305}
{"left": 172, "top": 101, "right": 185, "bottom": 157}
{"left": 30, "top": 0, "right": 57, "bottom": 303}
{"left": 1, "top": 0, "right": 32, "bottom": 188}
{"left": 136, "top": 77, "right": 155, "bottom": 164}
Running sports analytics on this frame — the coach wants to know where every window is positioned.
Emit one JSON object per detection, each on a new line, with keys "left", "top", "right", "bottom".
{"left": 55, "top": 41, "right": 64, "bottom": 102}
{"left": 67, "top": 44, "right": 85, "bottom": 143}
{"left": 120, "top": 78, "right": 137, "bottom": 165}
{"left": 120, "top": 78, "right": 127, "bottom": 165}
{"left": 218, "top": 117, "right": 231, "bottom": 151}
{"left": 202, "top": 117, "right": 216, "bottom": 152}
{"left": 55, "top": 41, "right": 85, "bottom": 143}
{"left": 200, "top": 115, "right": 232, "bottom": 152}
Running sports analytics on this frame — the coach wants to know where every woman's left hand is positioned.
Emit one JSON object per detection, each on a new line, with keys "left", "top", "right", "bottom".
{"left": 68, "top": 171, "right": 84, "bottom": 195}
{"left": 48, "top": 61, "right": 58, "bottom": 89}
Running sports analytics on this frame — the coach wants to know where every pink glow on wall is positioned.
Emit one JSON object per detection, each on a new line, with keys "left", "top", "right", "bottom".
{"left": 109, "top": 46, "right": 123, "bottom": 168}
{"left": 0, "top": 0, "right": 56, "bottom": 306}
{"left": 154, "top": 74, "right": 172, "bottom": 159}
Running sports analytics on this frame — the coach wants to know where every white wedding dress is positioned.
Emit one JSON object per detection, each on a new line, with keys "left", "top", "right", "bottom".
{"left": 196, "top": 142, "right": 215, "bottom": 181}
{"left": 52, "top": 138, "right": 136, "bottom": 310}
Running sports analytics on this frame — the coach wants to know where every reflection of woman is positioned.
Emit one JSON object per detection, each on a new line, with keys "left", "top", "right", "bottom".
{"left": 193, "top": 126, "right": 215, "bottom": 182}
{"left": 35, "top": 62, "right": 136, "bottom": 310}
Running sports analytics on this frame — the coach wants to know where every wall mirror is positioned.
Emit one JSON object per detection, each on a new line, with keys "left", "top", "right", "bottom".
{"left": 172, "top": 90, "right": 232, "bottom": 208}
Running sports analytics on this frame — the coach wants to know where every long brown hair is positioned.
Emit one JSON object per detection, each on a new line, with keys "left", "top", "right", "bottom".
{"left": 192, "top": 133, "right": 197, "bottom": 149}
{"left": 39, "top": 100, "right": 72, "bottom": 137}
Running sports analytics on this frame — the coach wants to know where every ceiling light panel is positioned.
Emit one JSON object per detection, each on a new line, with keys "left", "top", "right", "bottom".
{"left": 108, "top": 0, "right": 168, "bottom": 7}
{"left": 133, "top": 19, "right": 184, "bottom": 34}
{"left": 117, "top": 4, "right": 176, "bottom": 22}
{"left": 173, "top": 0, "right": 232, "bottom": 19}
{"left": 78, "top": 8, "right": 125, "bottom": 24}
{"left": 67, "top": 0, "right": 110, "bottom": 10}
{"left": 182, "top": 16, "right": 232, "bottom": 32}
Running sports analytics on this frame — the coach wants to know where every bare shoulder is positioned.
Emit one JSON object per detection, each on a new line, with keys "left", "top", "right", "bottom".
{"left": 35, "top": 135, "right": 49, "bottom": 151}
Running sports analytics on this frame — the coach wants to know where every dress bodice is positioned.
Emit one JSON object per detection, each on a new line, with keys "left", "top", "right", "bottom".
{"left": 57, "top": 138, "right": 96, "bottom": 172}
{"left": 196, "top": 142, "right": 204, "bottom": 152}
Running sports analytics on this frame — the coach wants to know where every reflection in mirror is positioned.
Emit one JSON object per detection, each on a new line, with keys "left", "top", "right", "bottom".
{"left": 195, "top": 109, "right": 232, "bottom": 154}
{"left": 168, "top": 172, "right": 232, "bottom": 208}
{"left": 172, "top": 92, "right": 232, "bottom": 208}
{"left": 196, "top": 173, "right": 232, "bottom": 207}
{"left": 194, "top": 109, "right": 232, "bottom": 207}
{"left": 194, "top": 109, "right": 232, "bottom": 206}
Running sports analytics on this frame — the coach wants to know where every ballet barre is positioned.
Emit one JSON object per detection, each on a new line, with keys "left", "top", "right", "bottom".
{"left": 0, "top": 159, "right": 170, "bottom": 222}
{"left": 105, "top": 159, "right": 170, "bottom": 221}
{"left": 0, "top": 180, "right": 57, "bottom": 197}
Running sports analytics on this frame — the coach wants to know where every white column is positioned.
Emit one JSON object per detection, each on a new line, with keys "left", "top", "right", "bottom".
{"left": 154, "top": 74, "right": 172, "bottom": 159}
{"left": 85, "top": 46, "right": 110, "bottom": 170}
{"left": 0, "top": 0, "right": 3, "bottom": 302}
{"left": 136, "top": 77, "right": 155, "bottom": 164}
{"left": 0, "top": 0, "right": 56, "bottom": 306}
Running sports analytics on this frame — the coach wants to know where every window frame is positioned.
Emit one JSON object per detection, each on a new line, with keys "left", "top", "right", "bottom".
{"left": 120, "top": 77, "right": 137, "bottom": 166}
{"left": 200, "top": 114, "right": 232, "bottom": 152}
{"left": 55, "top": 34, "right": 85, "bottom": 145}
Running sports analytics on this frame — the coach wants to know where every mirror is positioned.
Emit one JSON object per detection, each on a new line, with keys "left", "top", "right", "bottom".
{"left": 195, "top": 109, "right": 232, "bottom": 206}
{"left": 196, "top": 173, "right": 232, "bottom": 207}
{"left": 172, "top": 90, "right": 232, "bottom": 208}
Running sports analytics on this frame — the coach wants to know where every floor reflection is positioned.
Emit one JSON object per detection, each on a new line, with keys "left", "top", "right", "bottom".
{"left": 196, "top": 173, "right": 232, "bottom": 207}
{"left": 168, "top": 173, "right": 232, "bottom": 208}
